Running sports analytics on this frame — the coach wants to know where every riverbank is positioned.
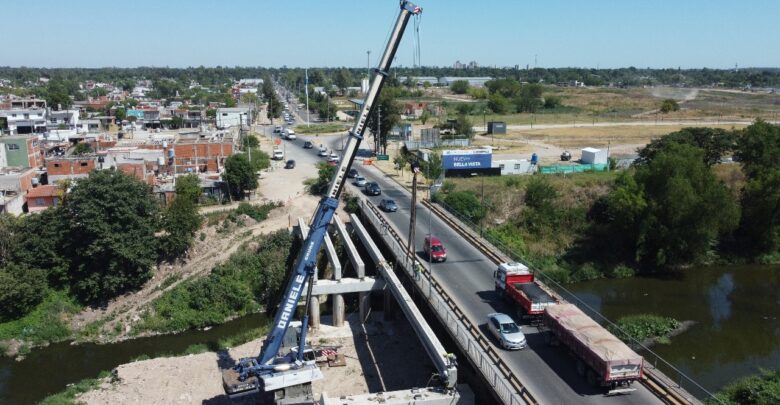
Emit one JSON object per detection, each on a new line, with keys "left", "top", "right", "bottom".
{"left": 46, "top": 313, "right": 433, "bottom": 405}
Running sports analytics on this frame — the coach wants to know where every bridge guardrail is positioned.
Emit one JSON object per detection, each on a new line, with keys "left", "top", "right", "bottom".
{"left": 426, "top": 197, "right": 711, "bottom": 405}
{"left": 359, "top": 198, "right": 538, "bottom": 405}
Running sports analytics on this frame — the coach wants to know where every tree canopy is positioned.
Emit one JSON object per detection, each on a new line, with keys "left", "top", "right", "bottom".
{"left": 224, "top": 154, "right": 258, "bottom": 199}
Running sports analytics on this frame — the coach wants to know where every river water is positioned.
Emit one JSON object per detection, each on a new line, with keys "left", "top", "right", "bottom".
{"left": 566, "top": 265, "right": 780, "bottom": 397}
{"left": 0, "top": 313, "right": 268, "bottom": 405}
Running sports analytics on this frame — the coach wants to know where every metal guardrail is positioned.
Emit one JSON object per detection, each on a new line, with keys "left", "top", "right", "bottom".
{"left": 427, "top": 197, "right": 709, "bottom": 405}
{"left": 359, "top": 198, "right": 538, "bottom": 405}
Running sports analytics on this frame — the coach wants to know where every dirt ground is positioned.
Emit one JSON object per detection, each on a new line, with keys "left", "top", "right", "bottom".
{"left": 78, "top": 312, "right": 434, "bottom": 404}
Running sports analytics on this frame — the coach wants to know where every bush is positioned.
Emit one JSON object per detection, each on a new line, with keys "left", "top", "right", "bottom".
{"left": 234, "top": 202, "right": 279, "bottom": 222}
{"left": 443, "top": 191, "right": 486, "bottom": 223}
{"left": 139, "top": 230, "right": 293, "bottom": 333}
{"left": 570, "top": 262, "right": 604, "bottom": 282}
{"left": 608, "top": 314, "right": 680, "bottom": 344}
{"left": 714, "top": 368, "right": 780, "bottom": 405}
{"left": 0, "top": 291, "right": 80, "bottom": 344}
{"left": 0, "top": 264, "right": 48, "bottom": 322}
{"left": 660, "top": 99, "right": 680, "bottom": 113}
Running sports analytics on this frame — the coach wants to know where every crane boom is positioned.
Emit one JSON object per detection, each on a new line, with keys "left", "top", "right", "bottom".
{"left": 223, "top": 1, "right": 423, "bottom": 400}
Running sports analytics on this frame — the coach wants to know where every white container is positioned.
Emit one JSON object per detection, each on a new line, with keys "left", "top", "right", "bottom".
{"left": 581, "top": 147, "right": 607, "bottom": 165}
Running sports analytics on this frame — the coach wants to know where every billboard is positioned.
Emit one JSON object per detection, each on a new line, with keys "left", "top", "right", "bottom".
{"left": 442, "top": 149, "right": 492, "bottom": 170}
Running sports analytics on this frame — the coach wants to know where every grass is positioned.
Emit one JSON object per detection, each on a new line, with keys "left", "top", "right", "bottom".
{"left": 295, "top": 123, "right": 349, "bottom": 134}
{"left": 607, "top": 314, "right": 680, "bottom": 344}
{"left": 0, "top": 291, "right": 80, "bottom": 347}
{"left": 217, "top": 326, "right": 269, "bottom": 350}
{"left": 39, "top": 370, "right": 110, "bottom": 405}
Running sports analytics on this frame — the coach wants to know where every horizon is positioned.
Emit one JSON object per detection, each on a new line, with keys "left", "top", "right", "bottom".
{"left": 3, "top": 0, "right": 779, "bottom": 69}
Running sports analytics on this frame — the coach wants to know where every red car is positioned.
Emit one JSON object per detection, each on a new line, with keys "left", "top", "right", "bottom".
{"left": 424, "top": 235, "right": 447, "bottom": 262}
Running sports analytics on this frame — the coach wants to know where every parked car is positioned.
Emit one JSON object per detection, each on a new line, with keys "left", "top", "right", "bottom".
{"left": 285, "top": 159, "right": 296, "bottom": 169}
{"left": 273, "top": 126, "right": 282, "bottom": 134}
{"left": 487, "top": 313, "right": 527, "bottom": 350}
{"left": 347, "top": 168, "right": 359, "bottom": 178}
{"left": 303, "top": 141, "right": 314, "bottom": 149}
{"left": 423, "top": 235, "right": 447, "bottom": 262}
{"left": 328, "top": 153, "right": 339, "bottom": 163}
{"left": 354, "top": 176, "right": 367, "bottom": 187}
{"left": 273, "top": 149, "right": 284, "bottom": 160}
{"left": 379, "top": 199, "right": 398, "bottom": 212}
{"left": 364, "top": 182, "right": 381, "bottom": 196}
{"left": 318, "top": 148, "right": 328, "bottom": 157}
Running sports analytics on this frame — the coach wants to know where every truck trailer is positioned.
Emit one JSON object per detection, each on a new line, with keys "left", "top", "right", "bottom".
{"left": 544, "top": 303, "right": 644, "bottom": 395}
{"left": 494, "top": 262, "right": 557, "bottom": 323}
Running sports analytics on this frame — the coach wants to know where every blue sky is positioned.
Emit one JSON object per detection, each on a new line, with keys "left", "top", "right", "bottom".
{"left": 4, "top": 0, "right": 779, "bottom": 69}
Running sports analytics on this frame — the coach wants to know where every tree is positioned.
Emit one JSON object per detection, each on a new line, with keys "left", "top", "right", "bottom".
{"left": 420, "top": 109, "right": 431, "bottom": 125}
{"left": 487, "top": 93, "right": 511, "bottom": 114}
{"left": 443, "top": 191, "right": 486, "bottom": 223}
{"left": 170, "top": 116, "right": 184, "bottom": 129}
{"left": 0, "top": 264, "right": 48, "bottom": 322}
{"left": 423, "top": 152, "right": 443, "bottom": 184}
{"left": 243, "top": 134, "right": 259, "bottom": 149}
{"left": 636, "top": 127, "right": 737, "bottom": 167}
{"left": 660, "top": 99, "right": 680, "bottom": 113}
{"left": 454, "top": 114, "right": 474, "bottom": 139}
{"left": 543, "top": 95, "right": 562, "bottom": 109}
{"left": 159, "top": 196, "right": 202, "bottom": 259}
{"left": 366, "top": 89, "right": 400, "bottom": 154}
{"left": 62, "top": 170, "right": 161, "bottom": 303}
{"left": 307, "top": 162, "right": 336, "bottom": 195}
{"left": 45, "top": 79, "right": 72, "bottom": 110}
{"left": 115, "top": 107, "right": 127, "bottom": 122}
{"left": 734, "top": 121, "right": 780, "bottom": 254}
{"left": 175, "top": 174, "right": 202, "bottom": 203}
{"left": 334, "top": 68, "right": 352, "bottom": 94}
{"left": 11, "top": 208, "right": 70, "bottom": 288}
{"left": 603, "top": 143, "right": 739, "bottom": 268}
{"left": 450, "top": 80, "right": 470, "bottom": 95}
{"left": 514, "top": 84, "right": 543, "bottom": 113}
{"left": 224, "top": 154, "right": 257, "bottom": 199}
{"left": 73, "top": 142, "right": 93, "bottom": 155}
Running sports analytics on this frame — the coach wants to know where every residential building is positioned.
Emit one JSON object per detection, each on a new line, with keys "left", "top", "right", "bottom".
{"left": 47, "top": 109, "right": 80, "bottom": 131}
{"left": 0, "top": 166, "right": 38, "bottom": 214}
{"left": 0, "top": 136, "right": 43, "bottom": 168}
{"left": 216, "top": 107, "right": 250, "bottom": 129}
{"left": 47, "top": 156, "right": 96, "bottom": 183}
{"left": 402, "top": 102, "right": 429, "bottom": 118}
{"left": 0, "top": 108, "right": 48, "bottom": 134}
{"left": 26, "top": 184, "right": 63, "bottom": 212}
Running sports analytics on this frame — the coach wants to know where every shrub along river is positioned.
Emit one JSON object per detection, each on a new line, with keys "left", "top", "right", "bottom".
{"left": 0, "top": 313, "right": 268, "bottom": 405}
{"left": 566, "top": 264, "right": 780, "bottom": 398}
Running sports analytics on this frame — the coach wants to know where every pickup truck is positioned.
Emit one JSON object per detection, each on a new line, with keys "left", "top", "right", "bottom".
{"left": 494, "top": 262, "right": 556, "bottom": 323}
{"left": 544, "top": 303, "right": 643, "bottom": 394}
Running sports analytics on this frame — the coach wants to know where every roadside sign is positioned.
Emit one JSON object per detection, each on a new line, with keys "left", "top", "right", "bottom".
{"left": 377, "top": 154, "right": 389, "bottom": 161}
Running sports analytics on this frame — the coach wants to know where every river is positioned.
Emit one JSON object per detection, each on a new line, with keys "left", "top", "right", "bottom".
{"left": 566, "top": 264, "right": 780, "bottom": 398}
{"left": 0, "top": 313, "right": 268, "bottom": 405}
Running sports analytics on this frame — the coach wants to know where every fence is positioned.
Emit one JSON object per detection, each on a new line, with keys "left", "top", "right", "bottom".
{"left": 538, "top": 163, "right": 608, "bottom": 174}
{"left": 430, "top": 196, "right": 716, "bottom": 404}
{"left": 359, "top": 198, "right": 537, "bottom": 405}
{"left": 404, "top": 138, "right": 470, "bottom": 151}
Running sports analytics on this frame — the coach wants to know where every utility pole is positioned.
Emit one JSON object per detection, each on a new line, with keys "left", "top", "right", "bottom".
{"left": 377, "top": 106, "right": 381, "bottom": 154}
{"left": 407, "top": 161, "right": 420, "bottom": 266}
{"left": 305, "top": 68, "right": 310, "bottom": 127}
{"left": 367, "top": 50, "right": 371, "bottom": 79}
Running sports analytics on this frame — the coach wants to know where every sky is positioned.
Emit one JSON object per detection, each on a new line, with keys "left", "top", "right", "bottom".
{"left": 3, "top": 0, "right": 779, "bottom": 69}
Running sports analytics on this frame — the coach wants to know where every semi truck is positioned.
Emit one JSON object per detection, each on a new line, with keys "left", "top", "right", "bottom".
{"left": 494, "top": 262, "right": 557, "bottom": 323}
{"left": 544, "top": 303, "right": 644, "bottom": 395}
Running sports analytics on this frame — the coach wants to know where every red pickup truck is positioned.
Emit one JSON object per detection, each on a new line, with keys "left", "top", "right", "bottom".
{"left": 494, "top": 262, "right": 556, "bottom": 322}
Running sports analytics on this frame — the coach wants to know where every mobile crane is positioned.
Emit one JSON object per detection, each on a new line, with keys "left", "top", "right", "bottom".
{"left": 222, "top": 1, "right": 423, "bottom": 402}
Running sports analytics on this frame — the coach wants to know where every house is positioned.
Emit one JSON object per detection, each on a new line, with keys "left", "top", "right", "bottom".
{"left": 10, "top": 98, "right": 47, "bottom": 109}
{"left": 402, "top": 102, "right": 429, "bottom": 118}
{"left": 0, "top": 136, "right": 43, "bottom": 168}
{"left": 216, "top": 107, "right": 250, "bottom": 129}
{"left": 0, "top": 108, "right": 48, "bottom": 135}
{"left": 26, "top": 184, "right": 63, "bottom": 212}
{"left": 47, "top": 156, "right": 96, "bottom": 183}
{"left": 0, "top": 167, "right": 38, "bottom": 214}
{"left": 47, "top": 109, "right": 80, "bottom": 131}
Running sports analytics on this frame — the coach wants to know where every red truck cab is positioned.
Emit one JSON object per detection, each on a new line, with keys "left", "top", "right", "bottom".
{"left": 424, "top": 235, "right": 447, "bottom": 262}
{"left": 494, "top": 262, "right": 556, "bottom": 319}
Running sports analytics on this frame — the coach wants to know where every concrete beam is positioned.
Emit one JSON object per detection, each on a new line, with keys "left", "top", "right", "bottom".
{"left": 350, "top": 213, "right": 458, "bottom": 389}
{"left": 320, "top": 384, "right": 473, "bottom": 404}
{"left": 334, "top": 216, "right": 365, "bottom": 277}
{"left": 307, "top": 277, "right": 385, "bottom": 295}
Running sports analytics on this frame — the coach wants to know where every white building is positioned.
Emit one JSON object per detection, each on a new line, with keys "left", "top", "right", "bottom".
{"left": 238, "top": 78, "right": 263, "bottom": 87}
{"left": 47, "top": 109, "right": 80, "bottom": 131}
{"left": 493, "top": 159, "right": 536, "bottom": 175}
{"left": 0, "top": 108, "right": 48, "bottom": 135}
{"left": 216, "top": 107, "right": 250, "bottom": 129}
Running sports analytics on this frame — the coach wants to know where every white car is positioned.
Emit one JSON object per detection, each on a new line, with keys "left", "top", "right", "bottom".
{"left": 354, "top": 176, "right": 367, "bottom": 187}
{"left": 318, "top": 148, "right": 328, "bottom": 157}
{"left": 273, "top": 126, "right": 282, "bottom": 134}
{"left": 273, "top": 149, "right": 284, "bottom": 160}
{"left": 286, "top": 129, "right": 296, "bottom": 139}
{"left": 487, "top": 313, "right": 527, "bottom": 350}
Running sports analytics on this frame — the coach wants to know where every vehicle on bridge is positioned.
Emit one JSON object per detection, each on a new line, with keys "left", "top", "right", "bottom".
{"left": 424, "top": 235, "right": 447, "bottom": 262}
{"left": 486, "top": 313, "right": 527, "bottom": 350}
{"left": 544, "top": 303, "right": 644, "bottom": 395}
{"left": 494, "top": 262, "right": 556, "bottom": 323}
